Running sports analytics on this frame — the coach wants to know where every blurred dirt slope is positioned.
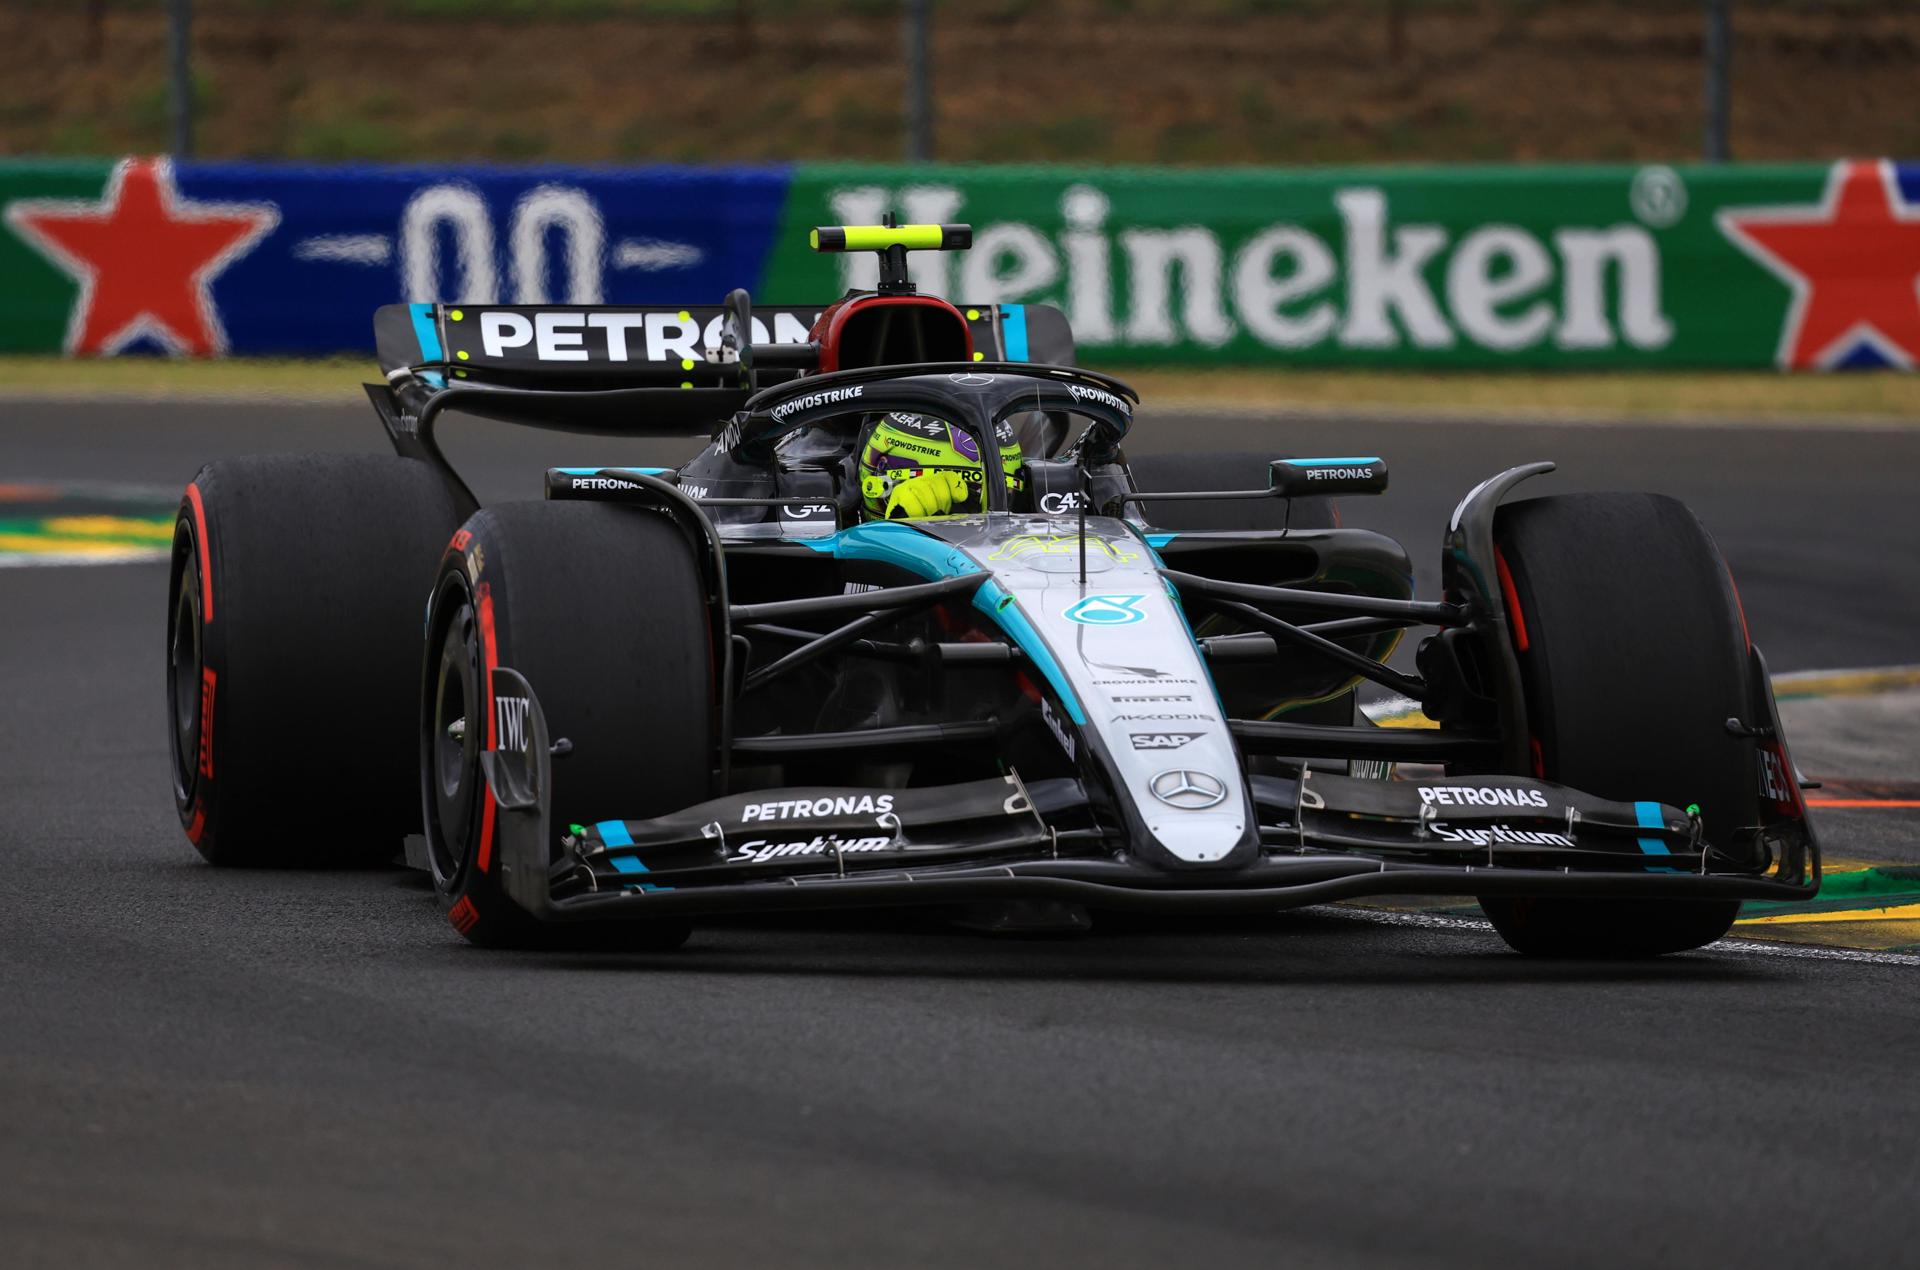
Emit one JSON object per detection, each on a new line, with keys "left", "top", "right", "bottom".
{"left": 5, "top": 1, "right": 1918, "bottom": 164}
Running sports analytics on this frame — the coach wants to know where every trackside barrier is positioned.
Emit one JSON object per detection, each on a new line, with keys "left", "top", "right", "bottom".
{"left": 1, "top": 156, "right": 1913, "bottom": 369}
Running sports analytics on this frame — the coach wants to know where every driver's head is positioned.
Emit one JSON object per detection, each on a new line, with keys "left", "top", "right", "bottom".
{"left": 858, "top": 412, "right": 1021, "bottom": 520}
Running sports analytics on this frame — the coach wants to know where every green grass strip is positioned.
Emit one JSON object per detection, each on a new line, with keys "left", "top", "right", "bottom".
{"left": 1740, "top": 866, "right": 1920, "bottom": 917}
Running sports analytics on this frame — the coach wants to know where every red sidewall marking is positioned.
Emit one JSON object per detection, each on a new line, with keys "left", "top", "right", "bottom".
{"left": 1725, "top": 564, "right": 1752, "bottom": 650}
{"left": 179, "top": 493, "right": 215, "bottom": 843}
{"left": 1497, "top": 545, "right": 1545, "bottom": 777}
{"left": 197, "top": 667, "right": 217, "bottom": 781}
{"left": 185, "top": 482, "right": 213, "bottom": 623}
{"left": 476, "top": 787, "right": 498, "bottom": 875}
{"left": 1494, "top": 546, "right": 1528, "bottom": 653}
{"left": 474, "top": 581, "right": 499, "bottom": 875}
{"left": 1758, "top": 738, "right": 1805, "bottom": 817}
{"left": 1806, "top": 798, "right": 1920, "bottom": 809}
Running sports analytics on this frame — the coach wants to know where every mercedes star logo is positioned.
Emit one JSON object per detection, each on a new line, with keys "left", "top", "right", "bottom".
{"left": 1149, "top": 769, "right": 1227, "bottom": 810}
{"left": 947, "top": 372, "right": 993, "bottom": 387}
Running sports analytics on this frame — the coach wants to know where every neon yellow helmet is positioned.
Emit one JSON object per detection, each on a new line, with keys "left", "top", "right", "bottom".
{"left": 858, "top": 412, "right": 1022, "bottom": 520}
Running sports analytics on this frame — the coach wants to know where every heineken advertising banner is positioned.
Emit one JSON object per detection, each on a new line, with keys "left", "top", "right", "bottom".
{"left": 3, "top": 156, "right": 1917, "bottom": 369}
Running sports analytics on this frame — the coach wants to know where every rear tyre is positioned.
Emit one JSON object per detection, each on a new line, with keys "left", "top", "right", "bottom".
{"left": 168, "top": 455, "right": 461, "bottom": 866}
{"left": 1477, "top": 493, "right": 1754, "bottom": 957}
{"left": 1126, "top": 450, "right": 1336, "bottom": 532}
{"left": 422, "top": 501, "right": 712, "bottom": 949}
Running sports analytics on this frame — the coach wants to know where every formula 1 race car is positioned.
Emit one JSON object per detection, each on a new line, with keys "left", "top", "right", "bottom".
{"left": 167, "top": 223, "right": 1821, "bottom": 956}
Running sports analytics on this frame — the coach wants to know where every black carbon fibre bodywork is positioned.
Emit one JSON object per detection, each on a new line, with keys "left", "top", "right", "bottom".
{"left": 350, "top": 296, "right": 1821, "bottom": 930}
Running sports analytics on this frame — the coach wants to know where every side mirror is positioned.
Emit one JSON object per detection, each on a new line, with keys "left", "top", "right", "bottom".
{"left": 1268, "top": 457, "right": 1389, "bottom": 498}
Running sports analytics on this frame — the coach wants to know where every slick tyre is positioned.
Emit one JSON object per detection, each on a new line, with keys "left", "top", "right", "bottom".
{"left": 1125, "top": 450, "right": 1337, "bottom": 532}
{"left": 1477, "top": 493, "right": 1755, "bottom": 957}
{"left": 422, "top": 502, "right": 712, "bottom": 949}
{"left": 168, "top": 455, "right": 461, "bottom": 866}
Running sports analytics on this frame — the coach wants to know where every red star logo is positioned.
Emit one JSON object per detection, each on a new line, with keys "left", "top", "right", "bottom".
{"left": 3, "top": 157, "right": 278, "bottom": 356}
{"left": 1718, "top": 159, "right": 1920, "bottom": 369}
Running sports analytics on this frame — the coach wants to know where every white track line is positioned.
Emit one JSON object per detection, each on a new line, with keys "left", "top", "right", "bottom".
{"left": 1335, "top": 908, "right": 1493, "bottom": 934}
{"left": 1332, "top": 906, "right": 1920, "bottom": 967}
{"left": 1713, "top": 939, "right": 1920, "bottom": 967}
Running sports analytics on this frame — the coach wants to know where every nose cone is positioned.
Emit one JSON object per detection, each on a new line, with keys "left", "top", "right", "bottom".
{"left": 1141, "top": 767, "right": 1246, "bottom": 865}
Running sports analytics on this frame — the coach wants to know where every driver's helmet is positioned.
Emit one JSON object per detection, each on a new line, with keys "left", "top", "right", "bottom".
{"left": 857, "top": 412, "right": 1022, "bottom": 520}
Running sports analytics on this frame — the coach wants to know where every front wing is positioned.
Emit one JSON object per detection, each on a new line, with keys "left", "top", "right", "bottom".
{"left": 481, "top": 669, "right": 1820, "bottom": 924}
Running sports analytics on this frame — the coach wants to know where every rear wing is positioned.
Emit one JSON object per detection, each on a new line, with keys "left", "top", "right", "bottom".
{"left": 374, "top": 302, "right": 815, "bottom": 385}
{"left": 372, "top": 298, "right": 1072, "bottom": 437}
{"left": 373, "top": 300, "right": 1073, "bottom": 386}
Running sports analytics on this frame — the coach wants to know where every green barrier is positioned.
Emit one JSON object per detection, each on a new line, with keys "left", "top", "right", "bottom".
{"left": 768, "top": 160, "right": 1917, "bottom": 370}
{"left": 0, "top": 159, "right": 117, "bottom": 355}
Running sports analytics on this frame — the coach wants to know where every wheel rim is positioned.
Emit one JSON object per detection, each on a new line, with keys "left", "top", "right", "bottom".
{"left": 167, "top": 518, "right": 203, "bottom": 804}
{"left": 424, "top": 576, "right": 483, "bottom": 883}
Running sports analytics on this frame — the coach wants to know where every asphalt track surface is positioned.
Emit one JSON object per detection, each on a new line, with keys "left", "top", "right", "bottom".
{"left": 4, "top": 398, "right": 1919, "bottom": 1269}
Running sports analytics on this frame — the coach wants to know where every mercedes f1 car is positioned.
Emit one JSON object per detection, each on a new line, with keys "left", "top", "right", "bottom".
{"left": 168, "top": 223, "right": 1821, "bottom": 956}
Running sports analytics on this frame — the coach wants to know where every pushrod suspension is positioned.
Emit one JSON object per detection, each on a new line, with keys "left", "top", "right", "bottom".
{"left": 1161, "top": 569, "right": 1463, "bottom": 624}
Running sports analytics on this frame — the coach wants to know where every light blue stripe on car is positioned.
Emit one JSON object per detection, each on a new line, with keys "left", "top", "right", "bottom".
{"left": 1633, "top": 801, "right": 1680, "bottom": 872}
{"left": 801, "top": 523, "right": 1084, "bottom": 723}
{"left": 973, "top": 580, "right": 1085, "bottom": 724}
{"left": 409, "top": 303, "right": 447, "bottom": 388}
{"left": 1292, "top": 457, "right": 1381, "bottom": 466}
{"left": 554, "top": 466, "right": 671, "bottom": 477}
{"left": 409, "top": 302, "right": 443, "bottom": 361}
{"left": 1000, "top": 304, "right": 1030, "bottom": 361}
{"left": 598, "top": 821, "right": 668, "bottom": 889}
{"left": 803, "top": 520, "right": 981, "bottom": 578}
{"left": 599, "top": 821, "right": 649, "bottom": 880}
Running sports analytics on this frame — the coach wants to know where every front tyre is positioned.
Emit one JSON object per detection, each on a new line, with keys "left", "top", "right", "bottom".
{"left": 422, "top": 501, "right": 714, "bottom": 948}
{"left": 1477, "top": 493, "right": 1754, "bottom": 957}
